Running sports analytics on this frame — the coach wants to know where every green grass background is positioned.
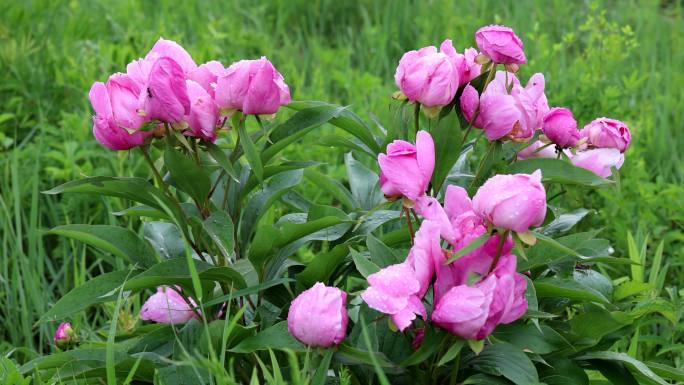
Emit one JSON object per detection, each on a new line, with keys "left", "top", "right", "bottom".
{"left": 0, "top": 0, "right": 682, "bottom": 363}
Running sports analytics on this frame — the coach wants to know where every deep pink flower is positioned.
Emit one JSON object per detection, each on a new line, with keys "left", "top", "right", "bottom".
{"left": 571, "top": 148, "right": 625, "bottom": 178}
{"left": 54, "top": 322, "right": 73, "bottom": 345}
{"left": 432, "top": 254, "right": 527, "bottom": 340}
{"left": 215, "top": 57, "right": 291, "bottom": 115}
{"left": 475, "top": 25, "right": 527, "bottom": 64}
{"left": 190, "top": 60, "right": 225, "bottom": 97}
{"left": 543, "top": 107, "right": 579, "bottom": 148}
{"left": 580, "top": 117, "right": 631, "bottom": 153}
{"left": 184, "top": 80, "right": 219, "bottom": 142}
{"left": 140, "top": 286, "right": 197, "bottom": 324}
{"left": 517, "top": 140, "right": 558, "bottom": 160}
{"left": 89, "top": 82, "right": 150, "bottom": 150}
{"left": 378, "top": 130, "right": 435, "bottom": 201}
{"left": 145, "top": 38, "right": 197, "bottom": 75}
{"left": 139, "top": 57, "right": 191, "bottom": 124}
{"left": 287, "top": 282, "right": 348, "bottom": 347}
{"left": 472, "top": 171, "right": 547, "bottom": 233}
{"left": 440, "top": 41, "right": 481, "bottom": 87}
{"left": 106, "top": 74, "right": 146, "bottom": 129}
{"left": 394, "top": 40, "right": 459, "bottom": 107}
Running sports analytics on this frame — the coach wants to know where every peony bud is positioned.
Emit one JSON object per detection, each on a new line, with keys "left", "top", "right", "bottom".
{"left": 287, "top": 283, "right": 348, "bottom": 347}
{"left": 89, "top": 82, "right": 150, "bottom": 150}
{"left": 580, "top": 117, "right": 631, "bottom": 153}
{"left": 472, "top": 170, "right": 547, "bottom": 233}
{"left": 145, "top": 37, "right": 197, "bottom": 75}
{"left": 54, "top": 322, "right": 76, "bottom": 348}
{"left": 377, "top": 130, "right": 435, "bottom": 201}
{"left": 542, "top": 107, "right": 580, "bottom": 148}
{"left": 215, "top": 57, "right": 291, "bottom": 115}
{"left": 190, "top": 60, "right": 225, "bottom": 98}
{"left": 184, "top": 80, "right": 219, "bottom": 142}
{"left": 140, "top": 286, "right": 197, "bottom": 324}
{"left": 475, "top": 25, "right": 527, "bottom": 64}
{"left": 139, "top": 57, "right": 191, "bottom": 124}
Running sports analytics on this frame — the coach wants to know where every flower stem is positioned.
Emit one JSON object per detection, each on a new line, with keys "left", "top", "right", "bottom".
{"left": 488, "top": 230, "right": 510, "bottom": 273}
{"left": 404, "top": 206, "right": 415, "bottom": 243}
{"left": 469, "top": 140, "right": 496, "bottom": 190}
{"left": 414, "top": 102, "right": 421, "bottom": 135}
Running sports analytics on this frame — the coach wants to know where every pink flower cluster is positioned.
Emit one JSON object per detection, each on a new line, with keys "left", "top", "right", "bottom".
{"left": 88, "top": 38, "right": 291, "bottom": 150}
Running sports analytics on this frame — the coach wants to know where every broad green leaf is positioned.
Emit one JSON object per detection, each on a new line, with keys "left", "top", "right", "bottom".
{"left": 539, "top": 359, "right": 589, "bottom": 385}
{"left": 205, "top": 142, "right": 239, "bottom": 182}
{"left": 202, "top": 211, "right": 235, "bottom": 261}
{"left": 238, "top": 122, "right": 264, "bottom": 182}
{"left": 230, "top": 322, "right": 305, "bottom": 353}
{"left": 239, "top": 169, "right": 303, "bottom": 246}
{"left": 124, "top": 257, "right": 245, "bottom": 292}
{"left": 542, "top": 208, "right": 593, "bottom": 236}
{"left": 506, "top": 158, "right": 613, "bottom": 187}
{"left": 39, "top": 270, "right": 132, "bottom": 322}
{"left": 112, "top": 204, "right": 168, "bottom": 219}
{"left": 431, "top": 110, "right": 463, "bottom": 193}
{"left": 462, "top": 373, "right": 513, "bottom": 384}
{"left": 143, "top": 221, "right": 185, "bottom": 260}
{"left": 318, "top": 134, "right": 375, "bottom": 157}
{"left": 466, "top": 342, "right": 539, "bottom": 385}
{"left": 49, "top": 224, "right": 159, "bottom": 268}
{"left": 614, "top": 281, "right": 654, "bottom": 301}
{"left": 534, "top": 278, "right": 610, "bottom": 303}
{"left": 164, "top": 146, "right": 211, "bottom": 203}
{"left": 577, "top": 352, "right": 669, "bottom": 385}
{"left": 287, "top": 101, "right": 380, "bottom": 154}
{"left": 296, "top": 244, "right": 349, "bottom": 287}
{"left": 311, "top": 349, "right": 335, "bottom": 385}
{"left": 304, "top": 169, "right": 358, "bottom": 209}
{"left": 573, "top": 270, "right": 614, "bottom": 301}
{"left": 241, "top": 161, "right": 319, "bottom": 198}
{"left": 570, "top": 305, "right": 633, "bottom": 341}
{"left": 204, "top": 278, "right": 294, "bottom": 307}
{"left": 366, "top": 234, "right": 400, "bottom": 267}
{"left": 262, "top": 104, "right": 349, "bottom": 163}
{"left": 401, "top": 327, "right": 445, "bottom": 366}
{"left": 493, "top": 323, "right": 568, "bottom": 355}
{"left": 437, "top": 339, "right": 465, "bottom": 366}
{"left": 335, "top": 344, "right": 395, "bottom": 368}
{"left": 351, "top": 249, "right": 380, "bottom": 278}
{"left": 345, "top": 152, "right": 383, "bottom": 210}
{"left": 646, "top": 362, "right": 684, "bottom": 382}
{"left": 44, "top": 177, "right": 170, "bottom": 211}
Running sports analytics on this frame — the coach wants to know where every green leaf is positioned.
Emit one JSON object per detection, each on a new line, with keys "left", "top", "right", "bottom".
{"left": 205, "top": 142, "right": 239, "bottom": 182}
{"left": 39, "top": 270, "right": 132, "bottom": 322}
{"left": 164, "top": 146, "right": 211, "bottom": 203}
{"left": 318, "top": 134, "right": 376, "bottom": 157}
{"left": 204, "top": 277, "right": 294, "bottom": 307}
{"left": 437, "top": 339, "right": 465, "bottom": 366}
{"left": 366, "top": 234, "right": 400, "bottom": 267}
{"left": 506, "top": 158, "right": 612, "bottom": 187}
{"left": 431, "top": 110, "right": 463, "bottom": 193}
{"left": 335, "top": 344, "right": 395, "bottom": 368}
{"left": 446, "top": 233, "right": 490, "bottom": 264}
{"left": 493, "top": 323, "right": 568, "bottom": 355}
{"left": 351, "top": 249, "right": 380, "bottom": 278}
{"left": 534, "top": 277, "right": 610, "bottom": 303}
{"left": 296, "top": 244, "right": 349, "bottom": 287}
{"left": 287, "top": 101, "right": 380, "bottom": 154}
{"left": 614, "top": 281, "right": 654, "bottom": 301}
{"left": 576, "top": 352, "right": 669, "bottom": 385}
{"left": 143, "top": 221, "right": 185, "bottom": 260}
{"left": 49, "top": 224, "right": 159, "bottom": 268}
{"left": 202, "top": 211, "right": 235, "bottom": 261}
{"left": 238, "top": 122, "right": 264, "bottom": 182}
{"left": 43, "top": 177, "right": 170, "bottom": 211}
{"left": 645, "top": 362, "right": 684, "bottom": 382}
{"left": 311, "top": 349, "right": 335, "bottom": 385}
{"left": 239, "top": 169, "right": 303, "bottom": 246}
{"left": 345, "top": 152, "right": 383, "bottom": 210}
{"left": 230, "top": 322, "right": 305, "bottom": 353}
{"left": 262, "top": 104, "right": 349, "bottom": 163}
{"left": 570, "top": 305, "right": 633, "bottom": 341}
{"left": 401, "top": 327, "right": 446, "bottom": 366}
{"left": 466, "top": 342, "right": 539, "bottom": 385}
{"left": 539, "top": 359, "right": 589, "bottom": 385}
{"left": 124, "top": 257, "right": 245, "bottom": 292}
{"left": 573, "top": 270, "right": 614, "bottom": 301}
{"left": 542, "top": 208, "right": 592, "bottom": 236}
{"left": 304, "top": 169, "right": 358, "bottom": 209}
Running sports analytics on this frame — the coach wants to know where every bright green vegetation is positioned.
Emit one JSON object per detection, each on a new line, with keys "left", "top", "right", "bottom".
{"left": 1, "top": 0, "right": 682, "bottom": 377}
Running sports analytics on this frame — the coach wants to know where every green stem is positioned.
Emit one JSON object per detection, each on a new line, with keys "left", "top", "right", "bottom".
{"left": 414, "top": 102, "right": 421, "bottom": 135}
{"left": 469, "top": 140, "right": 496, "bottom": 190}
{"left": 404, "top": 206, "right": 415, "bottom": 244}
{"left": 488, "top": 230, "right": 510, "bottom": 273}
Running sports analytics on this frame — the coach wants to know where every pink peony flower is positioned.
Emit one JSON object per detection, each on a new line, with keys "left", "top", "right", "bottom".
{"left": 361, "top": 221, "right": 441, "bottom": 331}
{"left": 138, "top": 57, "right": 191, "bottom": 124}
{"left": 475, "top": 25, "right": 527, "bottom": 64}
{"left": 89, "top": 82, "right": 150, "bottom": 150}
{"left": 543, "top": 107, "right": 580, "bottom": 148}
{"left": 571, "top": 148, "right": 625, "bottom": 178}
{"left": 190, "top": 60, "right": 225, "bottom": 98}
{"left": 472, "top": 170, "right": 547, "bottom": 233}
{"left": 140, "top": 286, "right": 197, "bottom": 324}
{"left": 517, "top": 140, "right": 558, "bottom": 160}
{"left": 145, "top": 38, "right": 197, "bottom": 75}
{"left": 378, "top": 130, "right": 435, "bottom": 201}
{"left": 431, "top": 254, "right": 527, "bottom": 340}
{"left": 184, "top": 80, "right": 219, "bottom": 142}
{"left": 394, "top": 40, "right": 460, "bottom": 107}
{"left": 54, "top": 322, "right": 74, "bottom": 345}
{"left": 215, "top": 57, "right": 291, "bottom": 115}
{"left": 580, "top": 117, "right": 631, "bottom": 153}
{"left": 440, "top": 41, "right": 481, "bottom": 87}
{"left": 287, "top": 282, "right": 348, "bottom": 347}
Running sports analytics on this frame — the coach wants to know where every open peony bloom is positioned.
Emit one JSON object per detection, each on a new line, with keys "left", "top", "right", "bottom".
{"left": 138, "top": 57, "right": 191, "bottom": 124}
{"left": 472, "top": 170, "right": 547, "bottom": 233}
{"left": 432, "top": 254, "right": 527, "bottom": 340}
{"left": 394, "top": 40, "right": 460, "bottom": 107}
{"left": 287, "top": 282, "right": 348, "bottom": 347}
{"left": 144, "top": 37, "right": 197, "bottom": 76}
{"left": 361, "top": 221, "right": 441, "bottom": 331}
{"left": 460, "top": 71, "right": 548, "bottom": 141}
{"left": 184, "top": 80, "right": 219, "bottom": 142}
{"left": 140, "top": 286, "right": 197, "bottom": 324}
{"left": 571, "top": 148, "right": 625, "bottom": 178}
{"left": 378, "top": 130, "right": 435, "bottom": 201}
{"left": 475, "top": 25, "right": 527, "bottom": 64}
{"left": 439, "top": 41, "right": 481, "bottom": 87}
{"left": 190, "top": 61, "right": 225, "bottom": 98}
{"left": 215, "top": 57, "right": 291, "bottom": 115}
{"left": 89, "top": 82, "right": 151, "bottom": 150}
{"left": 580, "top": 117, "right": 631, "bottom": 153}
{"left": 543, "top": 107, "right": 580, "bottom": 148}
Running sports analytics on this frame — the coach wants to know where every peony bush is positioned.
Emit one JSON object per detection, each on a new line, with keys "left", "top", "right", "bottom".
{"left": 26, "top": 25, "right": 679, "bottom": 384}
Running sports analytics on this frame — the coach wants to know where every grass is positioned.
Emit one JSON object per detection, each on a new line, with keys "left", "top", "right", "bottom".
{"left": 0, "top": 0, "right": 682, "bottom": 366}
